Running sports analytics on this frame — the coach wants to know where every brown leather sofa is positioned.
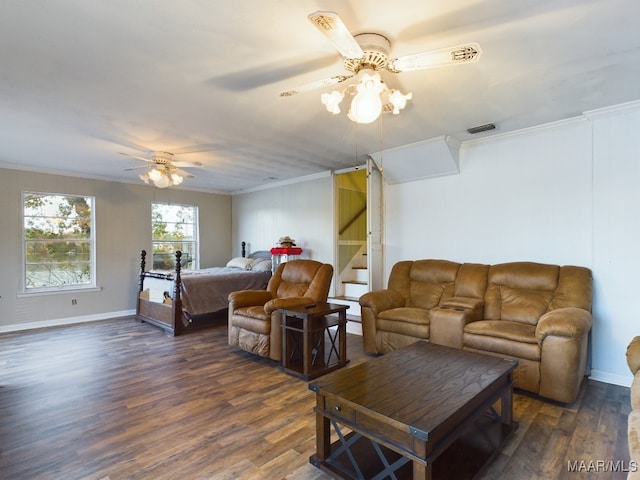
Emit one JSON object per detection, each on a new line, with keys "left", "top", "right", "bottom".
{"left": 627, "top": 337, "right": 640, "bottom": 479}
{"left": 360, "top": 259, "right": 593, "bottom": 403}
{"left": 228, "top": 259, "right": 333, "bottom": 361}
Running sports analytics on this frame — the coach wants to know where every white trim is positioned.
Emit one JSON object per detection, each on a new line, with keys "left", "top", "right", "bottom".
{"left": 461, "top": 116, "right": 589, "bottom": 148}
{"left": 583, "top": 99, "right": 640, "bottom": 119}
{"left": 334, "top": 164, "right": 367, "bottom": 175}
{"left": 0, "top": 310, "right": 135, "bottom": 333}
{"left": 231, "top": 170, "right": 331, "bottom": 195}
{"left": 0, "top": 163, "right": 231, "bottom": 195}
{"left": 346, "top": 321, "right": 362, "bottom": 336}
{"left": 589, "top": 369, "right": 633, "bottom": 388}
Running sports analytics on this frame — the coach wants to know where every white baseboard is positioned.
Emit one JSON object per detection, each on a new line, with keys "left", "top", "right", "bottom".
{"left": 0, "top": 310, "right": 136, "bottom": 334}
{"left": 347, "top": 321, "right": 362, "bottom": 336}
{"left": 589, "top": 369, "right": 633, "bottom": 388}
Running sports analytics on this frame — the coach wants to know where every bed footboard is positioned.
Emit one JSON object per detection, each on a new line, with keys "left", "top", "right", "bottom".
{"left": 136, "top": 249, "right": 186, "bottom": 336}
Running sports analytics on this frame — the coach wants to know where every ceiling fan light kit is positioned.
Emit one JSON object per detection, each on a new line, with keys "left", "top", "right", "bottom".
{"left": 121, "top": 150, "right": 196, "bottom": 188}
{"left": 139, "top": 164, "right": 184, "bottom": 188}
{"left": 284, "top": 11, "right": 481, "bottom": 125}
{"left": 319, "top": 66, "right": 413, "bottom": 124}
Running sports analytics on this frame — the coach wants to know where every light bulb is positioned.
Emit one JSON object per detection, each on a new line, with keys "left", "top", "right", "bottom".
{"left": 348, "top": 90, "right": 383, "bottom": 124}
{"left": 148, "top": 168, "right": 162, "bottom": 182}
{"left": 347, "top": 71, "right": 385, "bottom": 124}
{"left": 171, "top": 173, "right": 183, "bottom": 185}
{"left": 154, "top": 173, "right": 171, "bottom": 188}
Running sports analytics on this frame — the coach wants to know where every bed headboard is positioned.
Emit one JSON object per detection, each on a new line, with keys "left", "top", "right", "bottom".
{"left": 248, "top": 250, "right": 271, "bottom": 259}
{"left": 240, "top": 241, "right": 271, "bottom": 260}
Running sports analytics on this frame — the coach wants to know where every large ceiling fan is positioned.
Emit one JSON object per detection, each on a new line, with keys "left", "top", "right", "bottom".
{"left": 280, "top": 11, "right": 481, "bottom": 123}
{"left": 121, "top": 151, "right": 202, "bottom": 188}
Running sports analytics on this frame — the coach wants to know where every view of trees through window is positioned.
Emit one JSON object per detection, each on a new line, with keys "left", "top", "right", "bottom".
{"left": 23, "top": 192, "right": 95, "bottom": 290}
{"left": 152, "top": 203, "right": 198, "bottom": 270}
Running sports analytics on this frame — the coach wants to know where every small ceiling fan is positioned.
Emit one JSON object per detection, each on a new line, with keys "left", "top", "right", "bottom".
{"left": 279, "top": 11, "right": 481, "bottom": 123}
{"left": 120, "top": 151, "right": 202, "bottom": 188}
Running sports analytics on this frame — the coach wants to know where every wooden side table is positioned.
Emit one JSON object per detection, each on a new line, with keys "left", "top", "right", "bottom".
{"left": 279, "top": 302, "right": 349, "bottom": 380}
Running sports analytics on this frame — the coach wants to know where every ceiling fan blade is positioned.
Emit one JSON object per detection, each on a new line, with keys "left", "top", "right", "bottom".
{"left": 173, "top": 160, "right": 203, "bottom": 168}
{"left": 279, "top": 74, "right": 353, "bottom": 97}
{"left": 174, "top": 167, "right": 195, "bottom": 179}
{"left": 388, "top": 43, "right": 482, "bottom": 72}
{"left": 118, "top": 152, "right": 151, "bottom": 163}
{"left": 123, "top": 165, "right": 150, "bottom": 171}
{"left": 308, "top": 11, "right": 363, "bottom": 59}
{"left": 172, "top": 143, "right": 226, "bottom": 154}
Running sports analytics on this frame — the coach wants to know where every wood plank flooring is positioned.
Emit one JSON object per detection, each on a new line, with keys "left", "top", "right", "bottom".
{"left": 0, "top": 317, "right": 632, "bottom": 479}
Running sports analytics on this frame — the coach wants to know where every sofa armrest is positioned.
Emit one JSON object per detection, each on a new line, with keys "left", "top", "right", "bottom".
{"left": 228, "top": 290, "right": 273, "bottom": 310}
{"left": 536, "top": 307, "right": 592, "bottom": 403}
{"left": 359, "top": 289, "right": 405, "bottom": 353}
{"left": 359, "top": 289, "right": 405, "bottom": 314}
{"left": 431, "top": 297, "right": 484, "bottom": 349}
{"left": 264, "top": 296, "right": 314, "bottom": 316}
{"left": 536, "top": 307, "right": 592, "bottom": 341}
{"left": 627, "top": 337, "right": 640, "bottom": 375}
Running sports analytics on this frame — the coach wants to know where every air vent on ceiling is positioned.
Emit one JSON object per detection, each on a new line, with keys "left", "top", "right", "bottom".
{"left": 466, "top": 123, "right": 496, "bottom": 134}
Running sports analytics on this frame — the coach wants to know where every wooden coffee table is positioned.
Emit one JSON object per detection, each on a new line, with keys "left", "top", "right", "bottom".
{"left": 309, "top": 341, "right": 518, "bottom": 479}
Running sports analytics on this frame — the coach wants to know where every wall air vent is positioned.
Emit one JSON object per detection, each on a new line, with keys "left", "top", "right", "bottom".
{"left": 466, "top": 123, "right": 496, "bottom": 134}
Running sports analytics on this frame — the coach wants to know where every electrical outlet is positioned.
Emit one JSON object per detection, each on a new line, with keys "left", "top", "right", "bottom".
{"left": 71, "top": 298, "right": 77, "bottom": 305}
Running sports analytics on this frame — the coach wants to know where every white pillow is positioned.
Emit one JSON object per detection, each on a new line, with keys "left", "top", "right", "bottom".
{"left": 250, "top": 258, "right": 272, "bottom": 272}
{"left": 226, "top": 257, "right": 254, "bottom": 270}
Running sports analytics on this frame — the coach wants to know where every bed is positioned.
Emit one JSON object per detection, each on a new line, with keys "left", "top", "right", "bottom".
{"left": 136, "top": 242, "right": 273, "bottom": 335}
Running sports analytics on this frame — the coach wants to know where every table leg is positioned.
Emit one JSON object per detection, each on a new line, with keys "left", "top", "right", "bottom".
{"left": 303, "top": 317, "right": 311, "bottom": 377}
{"left": 413, "top": 461, "right": 432, "bottom": 480}
{"left": 281, "top": 314, "right": 289, "bottom": 371}
{"left": 501, "top": 374, "right": 514, "bottom": 427}
{"left": 315, "top": 410, "right": 331, "bottom": 461}
{"left": 339, "top": 312, "right": 347, "bottom": 365}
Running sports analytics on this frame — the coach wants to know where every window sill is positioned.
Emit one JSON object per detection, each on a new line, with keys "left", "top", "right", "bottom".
{"left": 17, "top": 286, "right": 103, "bottom": 298}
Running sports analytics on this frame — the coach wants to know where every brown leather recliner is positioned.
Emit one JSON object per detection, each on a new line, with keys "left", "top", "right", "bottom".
{"left": 228, "top": 259, "right": 333, "bottom": 361}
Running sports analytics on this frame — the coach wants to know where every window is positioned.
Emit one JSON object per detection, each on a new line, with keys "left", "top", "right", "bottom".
{"left": 23, "top": 192, "right": 96, "bottom": 292}
{"left": 151, "top": 203, "right": 198, "bottom": 270}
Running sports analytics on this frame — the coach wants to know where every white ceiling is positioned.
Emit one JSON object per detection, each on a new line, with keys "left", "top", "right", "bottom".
{"left": 1, "top": 0, "right": 639, "bottom": 193}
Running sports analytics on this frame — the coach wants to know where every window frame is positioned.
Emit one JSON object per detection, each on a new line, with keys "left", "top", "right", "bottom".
{"left": 151, "top": 202, "right": 199, "bottom": 271}
{"left": 22, "top": 191, "right": 97, "bottom": 294}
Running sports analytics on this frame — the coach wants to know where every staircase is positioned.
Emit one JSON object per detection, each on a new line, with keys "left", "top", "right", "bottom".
{"left": 330, "top": 248, "right": 368, "bottom": 335}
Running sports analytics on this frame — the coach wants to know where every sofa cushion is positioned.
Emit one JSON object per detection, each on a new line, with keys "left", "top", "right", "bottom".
{"left": 387, "top": 260, "right": 459, "bottom": 309}
{"left": 378, "top": 307, "right": 430, "bottom": 324}
{"left": 484, "top": 262, "right": 559, "bottom": 325}
{"left": 233, "top": 306, "right": 268, "bottom": 324}
{"left": 464, "top": 320, "right": 540, "bottom": 361}
{"left": 378, "top": 307, "right": 430, "bottom": 338}
{"left": 409, "top": 260, "right": 458, "bottom": 309}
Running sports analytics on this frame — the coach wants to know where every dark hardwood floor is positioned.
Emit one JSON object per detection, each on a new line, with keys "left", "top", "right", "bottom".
{"left": 0, "top": 317, "right": 631, "bottom": 479}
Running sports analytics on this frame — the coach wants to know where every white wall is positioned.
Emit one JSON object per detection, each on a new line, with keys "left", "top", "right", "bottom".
{"left": 383, "top": 101, "right": 640, "bottom": 386}
{"left": 231, "top": 173, "right": 334, "bottom": 263}
{"left": 0, "top": 169, "right": 232, "bottom": 331}
{"left": 590, "top": 104, "right": 640, "bottom": 386}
